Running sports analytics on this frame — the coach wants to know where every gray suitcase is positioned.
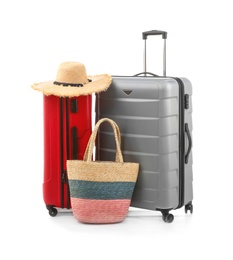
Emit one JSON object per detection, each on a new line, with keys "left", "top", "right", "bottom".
{"left": 95, "top": 30, "right": 193, "bottom": 223}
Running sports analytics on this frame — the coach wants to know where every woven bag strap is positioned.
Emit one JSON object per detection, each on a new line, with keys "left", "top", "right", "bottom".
{"left": 84, "top": 118, "right": 124, "bottom": 163}
{"left": 83, "top": 121, "right": 121, "bottom": 162}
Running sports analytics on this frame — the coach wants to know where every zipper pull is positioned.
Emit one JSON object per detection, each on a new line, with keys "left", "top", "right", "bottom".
{"left": 71, "top": 99, "right": 78, "bottom": 113}
{"left": 62, "top": 170, "right": 67, "bottom": 183}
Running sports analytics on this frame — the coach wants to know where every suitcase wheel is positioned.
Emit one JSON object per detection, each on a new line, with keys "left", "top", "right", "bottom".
{"left": 162, "top": 212, "right": 174, "bottom": 223}
{"left": 185, "top": 202, "right": 193, "bottom": 214}
{"left": 46, "top": 205, "right": 58, "bottom": 217}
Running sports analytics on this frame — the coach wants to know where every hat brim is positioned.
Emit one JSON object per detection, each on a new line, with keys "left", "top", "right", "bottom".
{"left": 31, "top": 74, "right": 112, "bottom": 97}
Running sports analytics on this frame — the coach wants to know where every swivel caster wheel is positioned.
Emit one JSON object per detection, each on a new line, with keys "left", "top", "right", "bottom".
{"left": 46, "top": 205, "right": 58, "bottom": 217}
{"left": 185, "top": 203, "right": 193, "bottom": 214}
{"left": 162, "top": 213, "right": 174, "bottom": 223}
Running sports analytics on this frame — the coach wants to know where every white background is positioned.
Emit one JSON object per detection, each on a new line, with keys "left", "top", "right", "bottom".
{"left": 1, "top": 0, "right": 233, "bottom": 259}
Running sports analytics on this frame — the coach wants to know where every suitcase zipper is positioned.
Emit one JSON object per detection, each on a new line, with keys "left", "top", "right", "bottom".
{"left": 60, "top": 98, "right": 65, "bottom": 208}
{"left": 173, "top": 77, "right": 185, "bottom": 209}
{"left": 60, "top": 98, "right": 71, "bottom": 209}
{"left": 65, "top": 98, "right": 71, "bottom": 209}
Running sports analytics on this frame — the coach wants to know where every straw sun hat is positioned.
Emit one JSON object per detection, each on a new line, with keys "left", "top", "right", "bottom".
{"left": 32, "top": 62, "right": 112, "bottom": 97}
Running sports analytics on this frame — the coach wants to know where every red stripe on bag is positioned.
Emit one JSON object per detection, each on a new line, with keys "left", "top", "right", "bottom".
{"left": 71, "top": 198, "right": 131, "bottom": 224}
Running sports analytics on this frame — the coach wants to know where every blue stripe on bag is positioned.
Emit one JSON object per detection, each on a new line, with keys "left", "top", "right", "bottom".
{"left": 69, "top": 180, "right": 136, "bottom": 200}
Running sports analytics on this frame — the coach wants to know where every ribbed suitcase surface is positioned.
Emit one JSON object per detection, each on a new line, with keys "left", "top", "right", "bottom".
{"left": 96, "top": 76, "right": 193, "bottom": 221}
{"left": 43, "top": 95, "right": 92, "bottom": 216}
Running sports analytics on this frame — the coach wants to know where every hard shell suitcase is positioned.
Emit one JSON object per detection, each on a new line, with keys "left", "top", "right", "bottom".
{"left": 95, "top": 30, "right": 193, "bottom": 222}
{"left": 43, "top": 95, "right": 92, "bottom": 216}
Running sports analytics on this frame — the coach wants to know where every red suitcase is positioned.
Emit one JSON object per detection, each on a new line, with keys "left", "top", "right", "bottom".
{"left": 43, "top": 94, "right": 92, "bottom": 216}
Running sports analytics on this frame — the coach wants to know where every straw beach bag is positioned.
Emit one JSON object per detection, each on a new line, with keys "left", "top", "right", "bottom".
{"left": 67, "top": 118, "right": 139, "bottom": 224}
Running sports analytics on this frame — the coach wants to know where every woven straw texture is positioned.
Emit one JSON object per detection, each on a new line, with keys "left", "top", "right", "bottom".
{"left": 31, "top": 62, "right": 112, "bottom": 97}
{"left": 67, "top": 118, "right": 139, "bottom": 224}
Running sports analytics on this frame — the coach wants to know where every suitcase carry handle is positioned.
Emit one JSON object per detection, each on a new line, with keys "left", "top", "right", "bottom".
{"left": 142, "top": 30, "right": 167, "bottom": 76}
{"left": 133, "top": 72, "right": 159, "bottom": 77}
{"left": 185, "top": 123, "right": 192, "bottom": 164}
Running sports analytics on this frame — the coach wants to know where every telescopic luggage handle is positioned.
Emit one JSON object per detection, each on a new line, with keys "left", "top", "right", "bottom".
{"left": 142, "top": 30, "right": 167, "bottom": 40}
{"left": 142, "top": 30, "right": 167, "bottom": 76}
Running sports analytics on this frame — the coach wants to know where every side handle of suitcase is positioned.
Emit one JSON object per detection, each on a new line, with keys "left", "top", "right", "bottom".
{"left": 185, "top": 123, "right": 192, "bottom": 164}
{"left": 142, "top": 30, "right": 167, "bottom": 76}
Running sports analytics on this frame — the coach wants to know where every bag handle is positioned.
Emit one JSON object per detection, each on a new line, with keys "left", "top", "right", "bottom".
{"left": 83, "top": 121, "right": 122, "bottom": 162}
{"left": 84, "top": 118, "right": 124, "bottom": 163}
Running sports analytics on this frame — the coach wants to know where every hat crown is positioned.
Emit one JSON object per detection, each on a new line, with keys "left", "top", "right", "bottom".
{"left": 55, "top": 62, "right": 88, "bottom": 84}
